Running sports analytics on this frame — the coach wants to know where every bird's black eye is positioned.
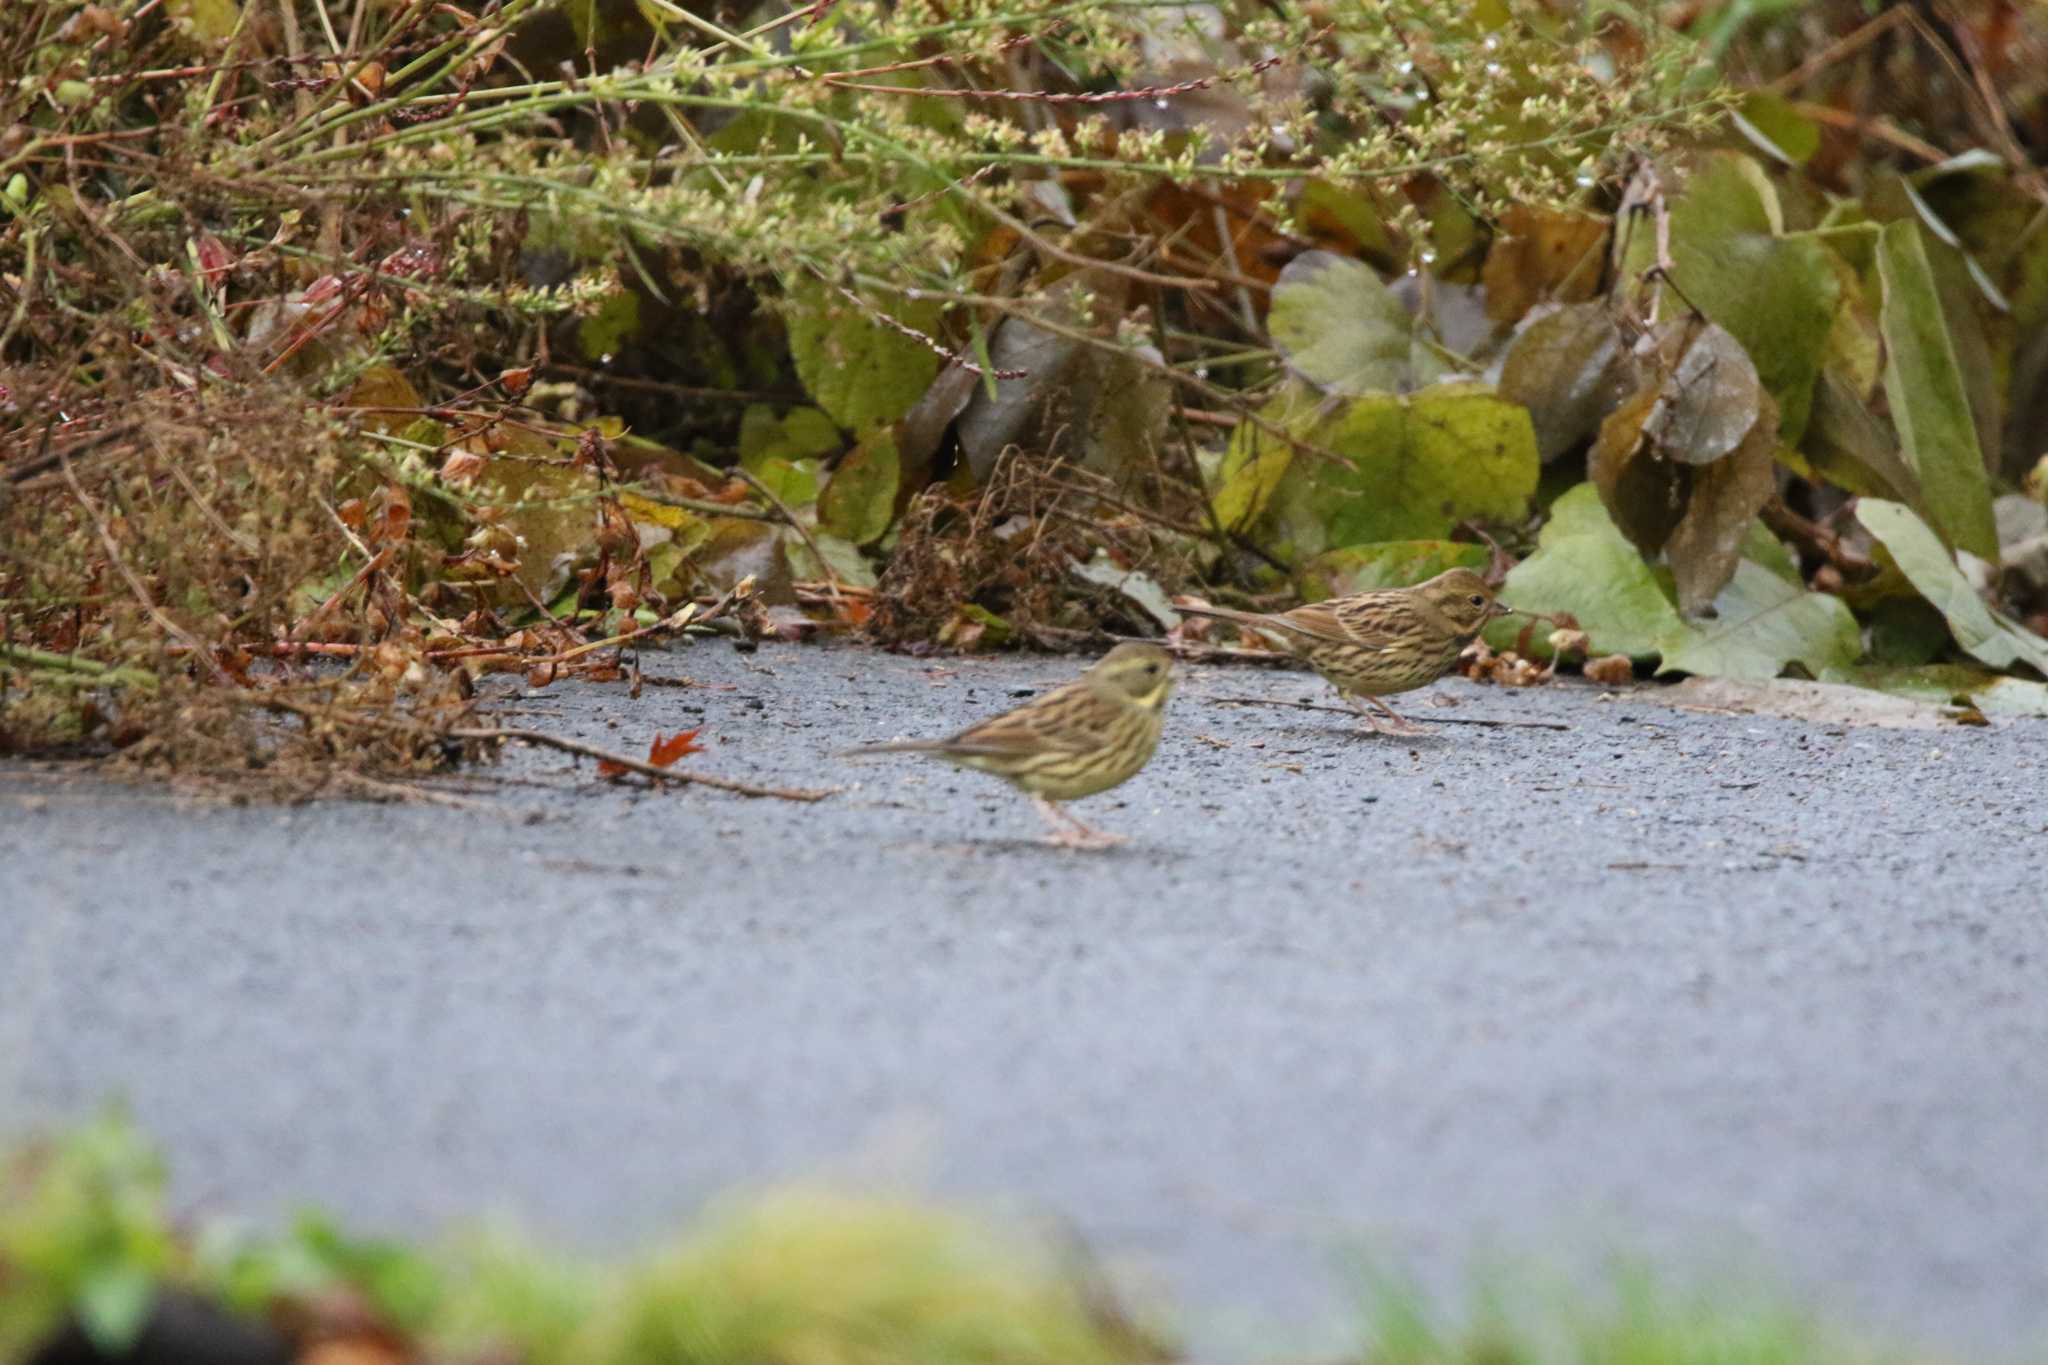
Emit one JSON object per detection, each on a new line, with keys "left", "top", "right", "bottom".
{"left": 1469, "top": 594, "right": 1485, "bottom": 607}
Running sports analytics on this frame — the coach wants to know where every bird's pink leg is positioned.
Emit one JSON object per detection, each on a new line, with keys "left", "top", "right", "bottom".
{"left": 1030, "top": 794, "right": 1128, "bottom": 849}
{"left": 1344, "top": 693, "right": 1426, "bottom": 736}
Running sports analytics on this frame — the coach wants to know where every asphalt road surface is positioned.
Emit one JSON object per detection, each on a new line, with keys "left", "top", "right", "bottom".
{"left": 6, "top": 640, "right": 2048, "bottom": 1358}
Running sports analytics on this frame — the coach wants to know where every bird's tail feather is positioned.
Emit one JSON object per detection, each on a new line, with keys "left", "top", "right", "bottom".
{"left": 1178, "top": 602, "right": 1318, "bottom": 643}
{"left": 838, "top": 738, "right": 948, "bottom": 760}
{"left": 1175, "top": 602, "right": 1273, "bottom": 629}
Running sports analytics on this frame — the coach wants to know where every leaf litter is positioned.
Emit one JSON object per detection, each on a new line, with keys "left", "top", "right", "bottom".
{"left": 6, "top": 0, "right": 2048, "bottom": 807}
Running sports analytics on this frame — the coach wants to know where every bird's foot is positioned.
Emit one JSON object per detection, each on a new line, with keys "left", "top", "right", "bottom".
{"left": 1041, "top": 825, "right": 1130, "bottom": 851}
{"left": 1031, "top": 795, "right": 1129, "bottom": 850}
{"left": 1344, "top": 695, "right": 1426, "bottom": 736}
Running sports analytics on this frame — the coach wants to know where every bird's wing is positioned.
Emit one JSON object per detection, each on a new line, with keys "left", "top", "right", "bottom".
{"left": 944, "top": 682, "right": 1103, "bottom": 756}
{"left": 1327, "top": 594, "right": 1425, "bottom": 647}
{"left": 1279, "top": 598, "right": 1404, "bottom": 650}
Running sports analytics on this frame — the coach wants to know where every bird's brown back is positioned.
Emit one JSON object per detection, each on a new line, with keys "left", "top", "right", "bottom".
{"left": 919, "top": 644, "right": 1173, "bottom": 800}
{"left": 1257, "top": 569, "right": 1498, "bottom": 698}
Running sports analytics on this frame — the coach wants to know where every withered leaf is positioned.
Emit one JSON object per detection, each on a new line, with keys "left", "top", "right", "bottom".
{"left": 1583, "top": 653, "right": 1635, "bottom": 686}
{"left": 1589, "top": 384, "right": 1685, "bottom": 557}
{"left": 1644, "top": 321, "right": 1763, "bottom": 467}
{"left": 647, "top": 728, "right": 705, "bottom": 766}
{"left": 1493, "top": 302, "right": 1632, "bottom": 462}
{"left": 1481, "top": 205, "right": 1609, "bottom": 324}
{"left": 1665, "top": 392, "right": 1781, "bottom": 615}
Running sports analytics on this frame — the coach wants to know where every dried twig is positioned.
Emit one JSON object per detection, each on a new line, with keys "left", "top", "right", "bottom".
{"left": 58, "top": 450, "right": 236, "bottom": 688}
{"left": 1205, "top": 694, "right": 1571, "bottom": 730}
{"left": 451, "top": 726, "right": 838, "bottom": 801}
{"left": 536, "top": 575, "right": 755, "bottom": 666}
{"left": 1762, "top": 499, "right": 1877, "bottom": 578}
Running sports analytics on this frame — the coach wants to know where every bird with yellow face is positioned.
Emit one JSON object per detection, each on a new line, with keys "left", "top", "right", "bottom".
{"left": 843, "top": 642, "right": 1175, "bottom": 848}
{"left": 1178, "top": 568, "right": 1505, "bottom": 734}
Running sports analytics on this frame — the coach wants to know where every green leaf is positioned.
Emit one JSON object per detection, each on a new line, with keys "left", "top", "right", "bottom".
{"left": 1796, "top": 369, "right": 1921, "bottom": 504}
{"left": 1856, "top": 499, "right": 2048, "bottom": 675}
{"left": 783, "top": 528, "right": 876, "bottom": 589}
{"left": 739, "top": 405, "right": 841, "bottom": 469}
{"left": 76, "top": 1264, "right": 154, "bottom": 1353}
{"left": 1874, "top": 222, "right": 1998, "bottom": 558}
{"left": 1268, "top": 251, "right": 1447, "bottom": 395}
{"left": 1497, "top": 484, "right": 1685, "bottom": 659}
{"left": 1258, "top": 384, "right": 1539, "bottom": 557}
{"left": 818, "top": 434, "right": 900, "bottom": 546}
{"left": 1634, "top": 152, "right": 1840, "bottom": 443}
{"left": 564, "top": 0, "right": 597, "bottom": 48}
{"left": 1210, "top": 392, "right": 1302, "bottom": 530}
{"left": 785, "top": 280, "right": 941, "bottom": 432}
{"left": 1739, "top": 520, "right": 1801, "bottom": 582}
{"left": 751, "top": 458, "right": 818, "bottom": 511}
{"left": 1296, "top": 541, "right": 1489, "bottom": 602}
{"left": 1499, "top": 486, "right": 1853, "bottom": 679}
{"left": 576, "top": 290, "right": 642, "bottom": 361}
{"left": 1658, "top": 558, "right": 1860, "bottom": 681}
{"left": 1865, "top": 596, "right": 1959, "bottom": 666}
{"left": 1295, "top": 180, "right": 1394, "bottom": 259}
{"left": 166, "top": 0, "right": 241, "bottom": 42}
{"left": 1823, "top": 663, "right": 2048, "bottom": 717}
{"left": 1731, "top": 93, "right": 1819, "bottom": 167}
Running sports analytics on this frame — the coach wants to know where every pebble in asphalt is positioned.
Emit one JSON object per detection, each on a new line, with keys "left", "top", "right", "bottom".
{"left": 5, "top": 639, "right": 2047, "bottom": 1358}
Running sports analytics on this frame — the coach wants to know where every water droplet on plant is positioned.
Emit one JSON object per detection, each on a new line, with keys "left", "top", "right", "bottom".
{"left": 1485, "top": 63, "right": 1504, "bottom": 77}
{"left": 1396, "top": 60, "right": 1414, "bottom": 74}
{"left": 1154, "top": 97, "right": 1170, "bottom": 110}
{"left": 600, "top": 353, "right": 613, "bottom": 365}
{"left": 1419, "top": 248, "right": 1437, "bottom": 264}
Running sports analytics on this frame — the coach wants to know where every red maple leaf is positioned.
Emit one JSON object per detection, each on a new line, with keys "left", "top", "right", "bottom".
{"left": 647, "top": 728, "right": 705, "bottom": 767}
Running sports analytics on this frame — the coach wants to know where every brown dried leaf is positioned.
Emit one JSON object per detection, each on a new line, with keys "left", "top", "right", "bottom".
{"left": 440, "top": 447, "right": 486, "bottom": 483}
{"left": 1482, "top": 205, "right": 1609, "bottom": 324}
{"left": 368, "top": 484, "right": 411, "bottom": 548}
{"left": 1547, "top": 628, "right": 1590, "bottom": 659}
{"left": 1589, "top": 384, "right": 1685, "bottom": 556}
{"left": 1584, "top": 653, "right": 1635, "bottom": 685}
{"left": 1643, "top": 321, "right": 1764, "bottom": 467}
{"left": 1493, "top": 302, "right": 1633, "bottom": 462}
{"left": 648, "top": 728, "right": 705, "bottom": 766}
{"left": 1666, "top": 393, "right": 1781, "bottom": 616}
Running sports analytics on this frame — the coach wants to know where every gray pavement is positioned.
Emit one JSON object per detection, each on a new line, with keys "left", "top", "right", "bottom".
{"left": 5, "top": 640, "right": 2048, "bottom": 1359}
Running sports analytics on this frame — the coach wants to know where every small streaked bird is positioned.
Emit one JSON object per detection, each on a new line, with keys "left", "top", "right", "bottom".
{"left": 842, "top": 642, "right": 1175, "bottom": 849}
{"left": 1178, "top": 567, "right": 1505, "bottom": 735}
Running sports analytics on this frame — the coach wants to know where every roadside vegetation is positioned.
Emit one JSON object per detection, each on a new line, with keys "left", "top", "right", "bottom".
{"left": 4, "top": 0, "right": 2043, "bottom": 788}
{"left": 1, "top": 1114, "right": 1937, "bottom": 1365}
